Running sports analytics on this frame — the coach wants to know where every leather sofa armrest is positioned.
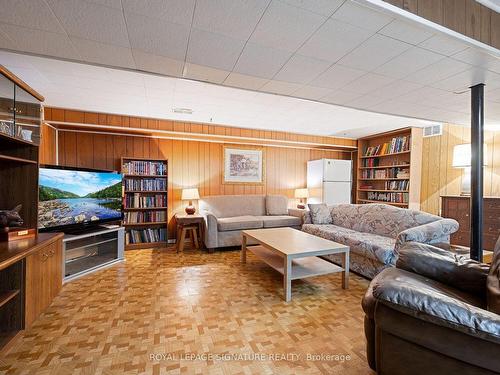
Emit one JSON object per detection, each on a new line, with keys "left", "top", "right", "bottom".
{"left": 287, "top": 208, "right": 310, "bottom": 224}
{"left": 396, "top": 219, "right": 459, "bottom": 249}
{"left": 372, "top": 268, "right": 500, "bottom": 344}
{"left": 396, "top": 242, "right": 489, "bottom": 298}
{"left": 201, "top": 211, "right": 218, "bottom": 249}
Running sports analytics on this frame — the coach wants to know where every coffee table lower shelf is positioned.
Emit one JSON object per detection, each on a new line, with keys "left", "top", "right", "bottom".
{"left": 248, "top": 245, "right": 343, "bottom": 280}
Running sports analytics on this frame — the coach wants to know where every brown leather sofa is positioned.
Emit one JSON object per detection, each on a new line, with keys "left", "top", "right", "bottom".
{"left": 362, "top": 239, "right": 500, "bottom": 374}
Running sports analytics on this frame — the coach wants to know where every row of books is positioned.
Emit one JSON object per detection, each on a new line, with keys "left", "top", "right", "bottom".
{"left": 360, "top": 169, "right": 387, "bottom": 179}
{"left": 388, "top": 167, "right": 410, "bottom": 178}
{"left": 122, "top": 160, "right": 167, "bottom": 175}
{"left": 124, "top": 179, "right": 167, "bottom": 191}
{"left": 124, "top": 211, "right": 166, "bottom": 223}
{"left": 385, "top": 180, "right": 409, "bottom": 191}
{"left": 124, "top": 194, "right": 167, "bottom": 208}
{"left": 126, "top": 228, "right": 167, "bottom": 244}
{"left": 363, "top": 136, "right": 411, "bottom": 156}
{"left": 367, "top": 192, "right": 409, "bottom": 203}
{"left": 361, "top": 159, "right": 410, "bottom": 168}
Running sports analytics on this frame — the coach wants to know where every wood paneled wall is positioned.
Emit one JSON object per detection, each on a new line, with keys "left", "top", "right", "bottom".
{"left": 420, "top": 123, "right": 500, "bottom": 215}
{"left": 39, "top": 123, "right": 57, "bottom": 165}
{"left": 384, "top": 0, "right": 500, "bottom": 49}
{"left": 43, "top": 108, "right": 354, "bottom": 238}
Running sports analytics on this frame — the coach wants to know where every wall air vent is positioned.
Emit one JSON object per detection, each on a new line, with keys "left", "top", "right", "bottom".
{"left": 423, "top": 123, "right": 442, "bottom": 137}
{"left": 173, "top": 107, "right": 193, "bottom": 114}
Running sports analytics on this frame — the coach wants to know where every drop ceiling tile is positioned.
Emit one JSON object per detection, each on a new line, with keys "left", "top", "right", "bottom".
{"left": 122, "top": 0, "right": 195, "bottom": 26}
{"left": 451, "top": 48, "right": 500, "bottom": 74}
{"left": 487, "top": 88, "right": 500, "bottom": 103}
{"left": 260, "top": 79, "right": 302, "bottom": 95}
{"left": 46, "top": 0, "right": 130, "bottom": 47}
{"left": 0, "top": 23, "right": 80, "bottom": 60}
{"left": 193, "top": 0, "right": 269, "bottom": 40}
{"left": 280, "top": 0, "right": 343, "bottom": 16}
{"left": 0, "top": 28, "right": 15, "bottom": 50}
{"left": 429, "top": 68, "right": 500, "bottom": 92}
{"left": 311, "top": 64, "right": 366, "bottom": 89}
{"left": 233, "top": 42, "right": 292, "bottom": 79}
{"left": 346, "top": 94, "right": 387, "bottom": 109}
{"left": 338, "top": 34, "right": 411, "bottom": 71}
{"left": 186, "top": 28, "right": 245, "bottom": 71}
{"left": 132, "top": 50, "right": 184, "bottom": 76}
{"left": 183, "top": 63, "right": 230, "bottom": 84}
{"left": 274, "top": 54, "right": 330, "bottom": 83}
{"left": 321, "top": 90, "right": 362, "bottom": 105}
{"left": 343, "top": 73, "right": 395, "bottom": 95}
{"left": 0, "top": 0, "right": 64, "bottom": 33}
{"left": 418, "top": 34, "right": 469, "bottom": 56}
{"left": 86, "top": 0, "right": 123, "bottom": 9}
{"left": 223, "top": 72, "right": 269, "bottom": 90}
{"left": 70, "top": 37, "right": 136, "bottom": 69}
{"left": 298, "top": 18, "right": 372, "bottom": 63}
{"left": 331, "top": 1, "right": 392, "bottom": 32}
{"left": 292, "top": 85, "right": 332, "bottom": 100}
{"left": 126, "top": 13, "right": 190, "bottom": 60}
{"left": 378, "top": 19, "right": 434, "bottom": 45}
{"left": 404, "top": 57, "right": 471, "bottom": 85}
{"left": 368, "top": 80, "right": 423, "bottom": 100}
{"left": 249, "top": 0, "right": 326, "bottom": 52}
{"left": 373, "top": 46, "right": 444, "bottom": 79}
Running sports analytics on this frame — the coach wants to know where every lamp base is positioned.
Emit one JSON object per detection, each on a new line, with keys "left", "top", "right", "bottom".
{"left": 185, "top": 205, "right": 196, "bottom": 215}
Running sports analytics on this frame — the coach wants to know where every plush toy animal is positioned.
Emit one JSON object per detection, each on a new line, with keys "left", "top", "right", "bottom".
{"left": 0, "top": 205, "right": 23, "bottom": 228}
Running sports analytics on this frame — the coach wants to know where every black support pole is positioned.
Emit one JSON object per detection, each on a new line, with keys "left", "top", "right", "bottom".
{"left": 470, "top": 83, "right": 484, "bottom": 262}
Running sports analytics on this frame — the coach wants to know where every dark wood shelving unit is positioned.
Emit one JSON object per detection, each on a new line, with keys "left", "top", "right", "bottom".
{"left": 121, "top": 157, "right": 168, "bottom": 250}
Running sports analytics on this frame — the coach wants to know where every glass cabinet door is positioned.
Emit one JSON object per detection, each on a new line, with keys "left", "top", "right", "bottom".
{"left": 0, "top": 74, "right": 15, "bottom": 139}
{"left": 14, "top": 84, "right": 41, "bottom": 145}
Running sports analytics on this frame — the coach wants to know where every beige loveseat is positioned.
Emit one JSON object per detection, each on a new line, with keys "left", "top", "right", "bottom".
{"left": 199, "top": 195, "right": 303, "bottom": 250}
{"left": 301, "top": 204, "right": 459, "bottom": 279}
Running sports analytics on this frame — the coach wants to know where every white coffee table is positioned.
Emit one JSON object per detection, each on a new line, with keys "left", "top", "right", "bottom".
{"left": 241, "top": 227, "right": 349, "bottom": 302}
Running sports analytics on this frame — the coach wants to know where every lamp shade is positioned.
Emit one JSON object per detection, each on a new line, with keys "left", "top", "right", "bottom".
{"left": 294, "top": 188, "right": 309, "bottom": 199}
{"left": 181, "top": 188, "right": 200, "bottom": 201}
{"left": 452, "top": 144, "right": 488, "bottom": 168}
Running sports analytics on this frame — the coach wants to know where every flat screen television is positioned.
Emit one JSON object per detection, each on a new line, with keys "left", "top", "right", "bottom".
{"left": 38, "top": 165, "right": 123, "bottom": 232}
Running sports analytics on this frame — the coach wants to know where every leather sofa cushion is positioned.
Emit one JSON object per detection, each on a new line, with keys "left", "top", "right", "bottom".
{"left": 487, "top": 236, "right": 500, "bottom": 314}
{"left": 265, "top": 195, "right": 288, "bottom": 216}
{"left": 256, "top": 215, "right": 301, "bottom": 228}
{"left": 397, "top": 242, "right": 489, "bottom": 299}
{"left": 217, "top": 216, "right": 263, "bottom": 231}
{"left": 302, "top": 224, "right": 396, "bottom": 265}
{"left": 371, "top": 268, "right": 499, "bottom": 342}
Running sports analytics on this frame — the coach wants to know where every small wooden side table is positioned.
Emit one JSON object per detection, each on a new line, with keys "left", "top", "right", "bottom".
{"left": 175, "top": 213, "right": 204, "bottom": 252}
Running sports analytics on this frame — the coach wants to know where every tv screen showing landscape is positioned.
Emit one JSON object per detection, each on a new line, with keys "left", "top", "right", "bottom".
{"left": 38, "top": 167, "right": 122, "bottom": 230}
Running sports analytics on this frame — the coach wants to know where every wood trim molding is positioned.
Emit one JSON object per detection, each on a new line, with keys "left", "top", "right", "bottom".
{"left": 47, "top": 121, "right": 357, "bottom": 152}
{"left": 0, "top": 65, "right": 44, "bottom": 102}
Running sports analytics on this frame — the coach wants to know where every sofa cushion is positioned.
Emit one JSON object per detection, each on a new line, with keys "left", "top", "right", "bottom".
{"left": 487, "top": 236, "right": 500, "bottom": 314}
{"left": 302, "top": 224, "right": 396, "bottom": 265}
{"left": 330, "top": 204, "right": 442, "bottom": 238}
{"left": 217, "top": 216, "right": 263, "bottom": 231}
{"left": 200, "top": 195, "right": 266, "bottom": 218}
{"left": 256, "top": 215, "right": 301, "bottom": 228}
{"left": 266, "top": 195, "right": 289, "bottom": 215}
{"left": 308, "top": 203, "right": 332, "bottom": 224}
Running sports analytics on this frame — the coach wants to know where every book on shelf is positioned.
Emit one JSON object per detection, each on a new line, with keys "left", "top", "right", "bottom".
{"left": 361, "top": 169, "right": 386, "bottom": 179}
{"left": 126, "top": 228, "right": 167, "bottom": 244}
{"left": 385, "top": 180, "right": 409, "bottom": 190}
{"left": 366, "top": 191, "right": 409, "bottom": 203}
{"left": 124, "top": 178, "right": 167, "bottom": 191}
{"left": 124, "top": 211, "right": 166, "bottom": 223}
{"left": 124, "top": 194, "right": 166, "bottom": 208}
{"left": 122, "top": 160, "right": 167, "bottom": 176}
{"left": 363, "top": 135, "right": 411, "bottom": 157}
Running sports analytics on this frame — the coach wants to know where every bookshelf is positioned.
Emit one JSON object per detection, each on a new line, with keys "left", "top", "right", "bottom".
{"left": 121, "top": 157, "right": 168, "bottom": 250}
{"left": 356, "top": 127, "right": 422, "bottom": 209}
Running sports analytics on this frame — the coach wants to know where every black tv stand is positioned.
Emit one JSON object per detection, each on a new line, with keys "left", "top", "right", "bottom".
{"left": 62, "top": 223, "right": 120, "bottom": 236}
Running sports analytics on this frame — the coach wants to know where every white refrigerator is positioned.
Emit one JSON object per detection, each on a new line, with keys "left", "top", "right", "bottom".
{"left": 307, "top": 159, "right": 352, "bottom": 205}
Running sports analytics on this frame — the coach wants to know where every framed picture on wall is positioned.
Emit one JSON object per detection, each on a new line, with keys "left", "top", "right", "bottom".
{"left": 223, "top": 146, "right": 265, "bottom": 185}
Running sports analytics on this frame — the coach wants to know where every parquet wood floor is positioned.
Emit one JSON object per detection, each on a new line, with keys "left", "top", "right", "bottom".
{"left": 1, "top": 246, "right": 373, "bottom": 375}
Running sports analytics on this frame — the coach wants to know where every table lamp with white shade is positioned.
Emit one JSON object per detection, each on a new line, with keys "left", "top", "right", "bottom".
{"left": 452, "top": 143, "right": 487, "bottom": 195}
{"left": 294, "top": 188, "right": 309, "bottom": 209}
{"left": 181, "top": 188, "right": 200, "bottom": 215}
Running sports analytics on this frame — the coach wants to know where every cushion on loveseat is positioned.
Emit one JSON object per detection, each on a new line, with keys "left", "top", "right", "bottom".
{"left": 302, "top": 224, "right": 396, "bottom": 265}
{"left": 257, "top": 215, "right": 301, "bottom": 228}
{"left": 265, "top": 195, "right": 289, "bottom": 215}
{"left": 217, "top": 216, "right": 263, "bottom": 231}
